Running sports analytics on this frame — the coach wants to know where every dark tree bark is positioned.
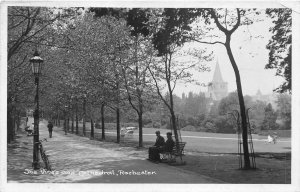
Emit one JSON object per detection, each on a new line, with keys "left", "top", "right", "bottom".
{"left": 210, "top": 9, "right": 251, "bottom": 169}
{"left": 101, "top": 103, "right": 105, "bottom": 140}
{"left": 116, "top": 108, "right": 120, "bottom": 143}
{"left": 82, "top": 98, "right": 86, "bottom": 136}
{"left": 225, "top": 37, "right": 250, "bottom": 169}
{"left": 67, "top": 117, "right": 70, "bottom": 132}
{"left": 138, "top": 112, "right": 143, "bottom": 147}
{"left": 91, "top": 119, "right": 94, "bottom": 139}
{"left": 75, "top": 99, "right": 78, "bottom": 135}
{"left": 71, "top": 111, "right": 74, "bottom": 133}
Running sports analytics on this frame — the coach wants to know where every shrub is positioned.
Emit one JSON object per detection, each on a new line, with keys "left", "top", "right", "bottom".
{"left": 153, "top": 122, "right": 161, "bottom": 128}
{"left": 214, "top": 116, "right": 236, "bottom": 133}
{"left": 181, "top": 125, "right": 197, "bottom": 132}
{"left": 204, "top": 122, "right": 217, "bottom": 133}
{"left": 187, "top": 117, "right": 197, "bottom": 126}
{"left": 144, "top": 123, "right": 153, "bottom": 128}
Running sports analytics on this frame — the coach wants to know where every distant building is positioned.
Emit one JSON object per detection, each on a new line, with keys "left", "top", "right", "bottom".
{"left": 206, "top": 60, "right": 228, "bottom": 101}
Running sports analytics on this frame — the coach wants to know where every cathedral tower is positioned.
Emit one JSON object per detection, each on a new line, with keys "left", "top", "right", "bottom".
{"left": 207, "top": 60, "right": 228, "bottom": 100}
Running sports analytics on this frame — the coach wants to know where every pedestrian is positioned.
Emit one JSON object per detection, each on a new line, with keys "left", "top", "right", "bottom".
{"left": 148, "top": 131, "right": 165, "bottom": 163}
{"left": 272, "top": 132, "right": 278, "bottom": 144}
{"left": 267, "top": 135, "right": 273, "bottom": 143}
{"left": 47, "top": 121, "right": 53, "bottom": 138}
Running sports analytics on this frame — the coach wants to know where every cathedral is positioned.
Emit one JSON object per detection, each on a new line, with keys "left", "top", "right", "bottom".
{"left": 206, "top": 60, "right": 228, "bottom": 100}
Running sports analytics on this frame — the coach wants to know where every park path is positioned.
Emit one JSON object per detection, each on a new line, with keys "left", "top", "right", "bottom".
{"left": 7, "top": 119, "right": 223, "bottom": 183}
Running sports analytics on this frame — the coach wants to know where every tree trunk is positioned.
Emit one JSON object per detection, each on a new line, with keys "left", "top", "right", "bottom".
{"left": 101, "top": 103, "right": 105, "bottom": 140}
{"left": 138, "top": 112, "right": 143, "bottom": 147}
{"left": 170, "top": 110, "right": 179, "bottom": 144}
{"left": 76, "top": 100, "right": 78, "bottom": 135}
{"left": 64, "top": 111, "right": 67, "bottom": 135}
{"left": 71, "top": 111, "right": 74, "bottom": 133}
{"left": 225, "top": 38, "right": 251, "bottom": 169}
{"left": 58, "top": 112, "right": 60, "bottom": 126}
{"left": 168, "top": 86, "right": 179, "bottom": 144}
{"left": 67, "top": 117, "right": 70, "bottom": 132}
{"left": 83, "top": 98, "right": 86, "bottom": 136}
{"left": 91, "top": 119, "right": 94, "bottom": 139}
{"left": 116, "top": 78, "right": 121, "bottom": 143}
{"left": 116, "top": 108, "right": 120, "bottom": 143}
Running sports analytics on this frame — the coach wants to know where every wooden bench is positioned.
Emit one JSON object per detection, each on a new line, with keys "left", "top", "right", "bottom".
{"left": 161, "top": 142, "right": 186, "bottom": 164}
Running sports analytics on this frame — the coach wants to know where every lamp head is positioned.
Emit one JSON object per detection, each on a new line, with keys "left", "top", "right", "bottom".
{"left": 30, "top": 50, "right": 44, "bottom": 76}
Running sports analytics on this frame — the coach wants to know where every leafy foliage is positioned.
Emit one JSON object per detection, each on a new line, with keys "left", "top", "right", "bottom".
{"left": 266, "top": 8, "right": 292, "bottom": 93}
{"left": 275, "top": 93, "right": 291, "bottom": 129}
{"left": 152, "top": 8, "right": 200, "bottom": 56}
{"left": 261, "top": 103, "right": 278, "bottom": 130}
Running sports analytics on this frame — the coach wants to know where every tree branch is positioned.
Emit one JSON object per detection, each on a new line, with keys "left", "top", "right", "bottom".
{"left": 210, "top": 9, "right": 228, "bottom": 34}
{"left": 185, "top": 35, "right": 225, "bottom": 46}
{"left": 122, "top": 67, "right": 139, "bottom": 113}
{"left": 229, "top": 8, "right": 241, "bottom": 34}
{"left": 147, "top": 65, "right": 171, "bottom": 111}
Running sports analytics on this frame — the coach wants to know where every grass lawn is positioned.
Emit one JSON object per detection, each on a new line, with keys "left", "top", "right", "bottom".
{"left": 60, "top": 123, "right": 292, "bottom": 183}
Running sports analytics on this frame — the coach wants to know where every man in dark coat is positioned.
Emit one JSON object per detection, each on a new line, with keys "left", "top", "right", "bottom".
{"left": 148, "top": 131, "right": 165, "bottom": 162}
{"left": 47, "top": 121, "right": 53, "bottom": 138}
{"left": 162, "top": 132, "right": 175, "bottom": 153}
{"left": 154, "top": 131, "right": 165, "bottom": 147}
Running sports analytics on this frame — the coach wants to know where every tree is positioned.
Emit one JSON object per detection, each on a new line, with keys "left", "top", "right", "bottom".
{"left": 121, "top": 9, "right": 155, "bottom": 147}
{"left": 266, "top": 8, "right": 292, "bottom": 93}
{"left": 261, "top": 103, "right": 278, "bottom": 130}
{"left": 249, "top": 100, "right": 267, "bottom": 133}
{"left": 149, "top": 8, "right": 211, "bottom": 144}
{"left": 215, "top": 115, "right": 236, "bottom": 133}
{"left": 73, "top": 13, "right": 130, "bottom": 142}
{"left": 184, "top": 92, "right": 198, "bottom": 116}
{"left": 275, "top": 93, "right": 291, "bottom": 129}
{"left": 7, "top": 7, "right": 78, "bottom": 142}
{"left": 90, "top": 8, "right": 155, "bottom": 146}
{"left": 189, "top": 8, "right": 261, "bottom": 169}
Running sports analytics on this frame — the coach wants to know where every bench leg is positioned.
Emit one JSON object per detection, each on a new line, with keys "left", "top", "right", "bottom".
{"left": 161, "top": 153, "right": 171, "bottom": 162}
{"left": 169, "top": 154, "right": 176, "bottom": 163}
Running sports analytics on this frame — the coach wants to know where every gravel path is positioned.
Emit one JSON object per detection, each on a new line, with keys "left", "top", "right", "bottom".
{"left": 7, "top": 120, "right": 223, "bottom": 183}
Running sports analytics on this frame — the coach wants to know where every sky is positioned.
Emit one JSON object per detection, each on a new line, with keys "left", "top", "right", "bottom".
{"left": 174, "top": 14, "right": 285, "bottom": 97}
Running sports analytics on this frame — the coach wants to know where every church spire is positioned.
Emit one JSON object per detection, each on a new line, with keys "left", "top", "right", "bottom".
{"left": 212, "top": 59, "right": 224, "bottom": 82}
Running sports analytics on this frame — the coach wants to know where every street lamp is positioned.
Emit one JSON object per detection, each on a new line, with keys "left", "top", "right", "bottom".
{"left": 30, "top": 50, "right": 44, "bottom": 170}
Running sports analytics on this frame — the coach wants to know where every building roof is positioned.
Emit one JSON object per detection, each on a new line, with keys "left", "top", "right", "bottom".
{"left": 212, "top": 60, "right": 224, "bottom": 83}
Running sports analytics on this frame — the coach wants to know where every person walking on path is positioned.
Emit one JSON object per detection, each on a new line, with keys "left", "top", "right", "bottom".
{"left": 47, "top": 121, "right": 53, "bottom": 138}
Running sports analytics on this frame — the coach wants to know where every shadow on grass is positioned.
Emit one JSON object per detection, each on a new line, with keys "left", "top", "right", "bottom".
{"left": 255, "top": 152, "right": 291, "bottom": 160}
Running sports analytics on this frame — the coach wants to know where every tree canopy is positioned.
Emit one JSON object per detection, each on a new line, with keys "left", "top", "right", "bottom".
{"left": 266, "top": 8, "right": 292, "bottom": 93}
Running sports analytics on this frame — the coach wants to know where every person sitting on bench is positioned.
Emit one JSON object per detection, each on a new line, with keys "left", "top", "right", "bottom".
{"left": 162, "top": 132, "right": 175, "bottom": 153}
{"left": 148, "top": 131, "right": 165, "bottom": 162}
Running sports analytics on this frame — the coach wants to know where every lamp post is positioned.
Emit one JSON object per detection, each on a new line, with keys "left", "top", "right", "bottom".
{"left": 30, "top": 50, "right": 44, "bottom": 170}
